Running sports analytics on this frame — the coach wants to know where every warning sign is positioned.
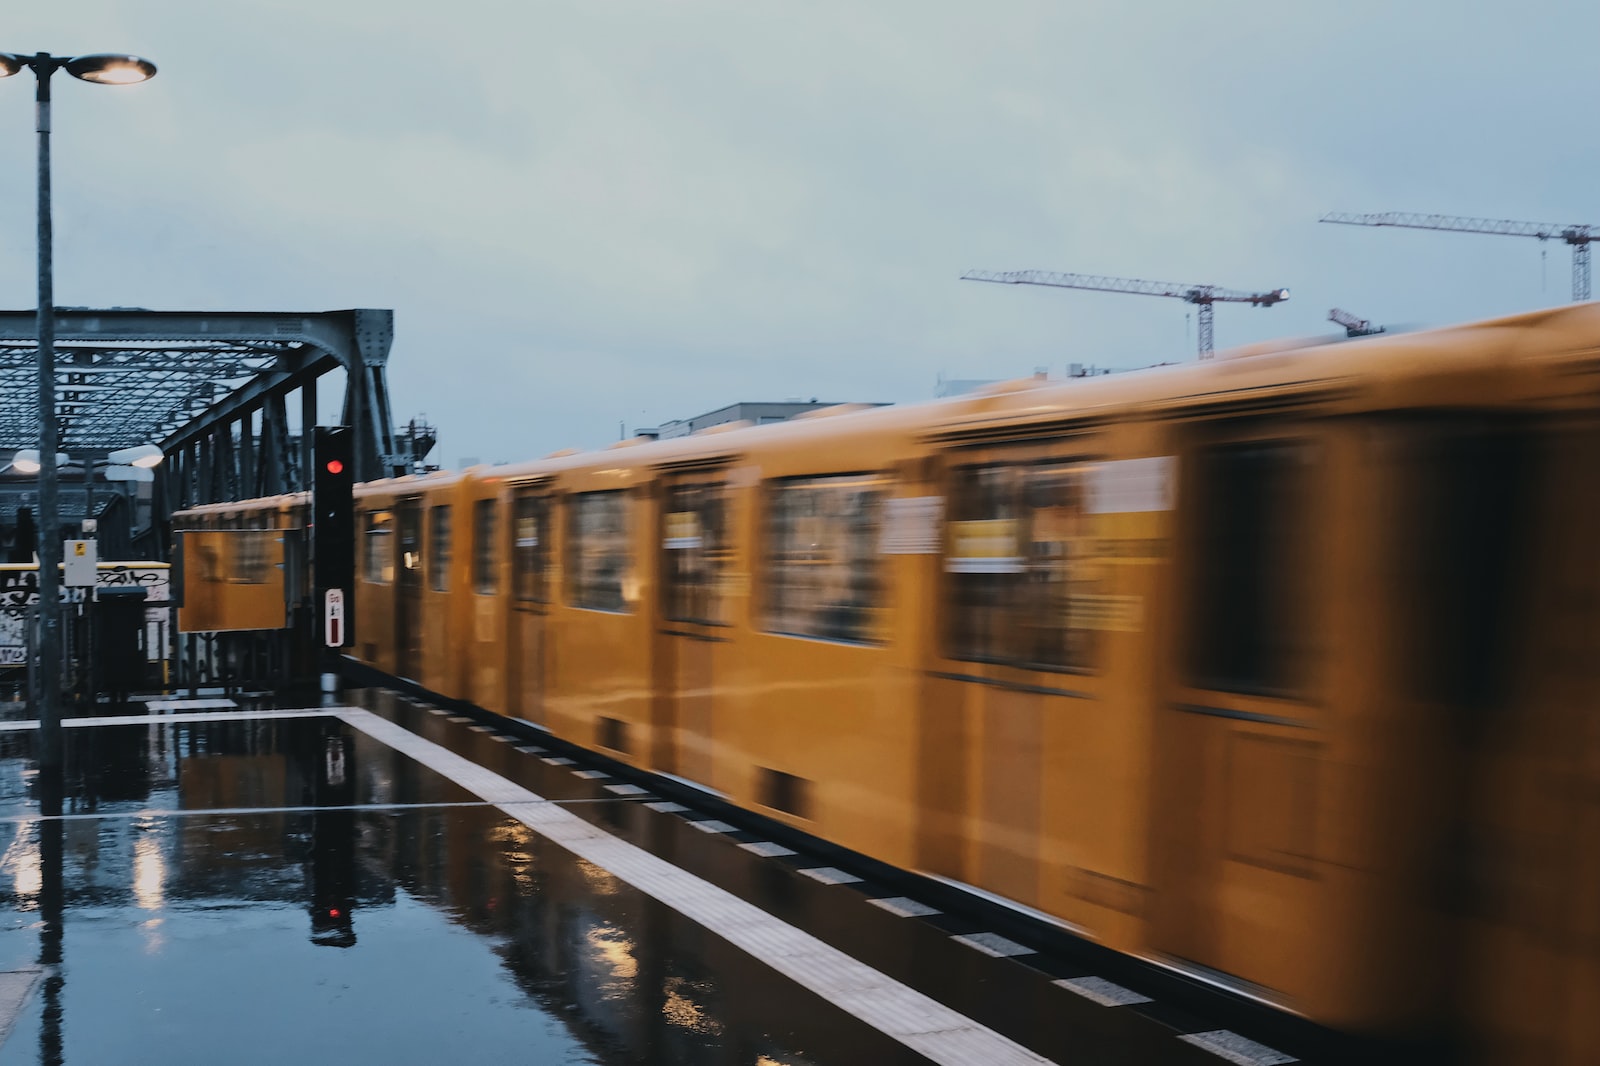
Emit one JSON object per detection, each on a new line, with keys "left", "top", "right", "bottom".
{"left": 325, "top": 588, "right": 346, "bottom": 648}
{"left": 63, "top": 539, "right": 98, "bottom": 587}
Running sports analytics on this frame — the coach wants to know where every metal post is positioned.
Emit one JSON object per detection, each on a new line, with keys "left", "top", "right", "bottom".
{"left": 1573, "top": 241, "right": 1591, "bottom": 303}
{"left": 299, "top": 379, "right": 317, "bottom": 491}
{"left": 34, "top": 55, "right": 61, "bottom": 770}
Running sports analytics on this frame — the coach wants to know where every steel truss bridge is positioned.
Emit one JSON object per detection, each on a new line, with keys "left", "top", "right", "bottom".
{"left": 0, "top": 308, "right": 406, "bottom": 556}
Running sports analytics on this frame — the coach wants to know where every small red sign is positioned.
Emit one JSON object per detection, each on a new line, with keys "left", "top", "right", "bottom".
{"left": 325, "top": 588, "right": 346, "bottom": 647}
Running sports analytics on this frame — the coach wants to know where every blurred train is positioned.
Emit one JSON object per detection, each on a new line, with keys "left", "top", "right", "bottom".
{"left": 174, "top": 304, "right": 1600, "bottom": 1063}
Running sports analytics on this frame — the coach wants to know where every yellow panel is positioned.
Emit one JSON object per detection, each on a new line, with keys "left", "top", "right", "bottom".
{"left": 177, "top": 530, "right": 287, "bottom": 633}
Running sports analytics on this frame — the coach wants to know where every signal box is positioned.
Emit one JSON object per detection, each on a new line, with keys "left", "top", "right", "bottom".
{"left": 313, "top": 426, "right": 355, "bottom": 647}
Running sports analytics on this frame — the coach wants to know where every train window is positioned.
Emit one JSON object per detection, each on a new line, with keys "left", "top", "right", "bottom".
{"left": 472, "top": 499, "right": 498, "bottom": 595}
{"left": 568, "top": 491, "right": 632, "bottom": 612}
{"left": 398, "top": 503, "right": 422, "bottom": 584}
{"left": 428, "top": 505, "right": 452, "bottom": 592}
{"left": 763, "top": 473, "right": 885, "bottom": 644}
{"left": 1186, "top": 440, "right": 1312, "bottom": 695}
{"left": 512, "top": 491, "right": 548, "bottom": 603}
{"left": 363, "top": 510, "right": 394, "bottom": 584}
{"left": 945, "top": 460, "right": 1100, "bottom": 670}
{"left": 229, "top": 530, "right": 274, "bottom": 585}
{"left": 1392, "top": 424, "right": 1535, "bottom": 716}
{"left": 663, "top": 482, "right": 728, "bottom": 624}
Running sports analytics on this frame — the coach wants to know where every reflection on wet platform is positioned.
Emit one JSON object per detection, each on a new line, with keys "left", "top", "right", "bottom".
{"left": 0, "top": 693, "right": 1275, "bottom": 1065}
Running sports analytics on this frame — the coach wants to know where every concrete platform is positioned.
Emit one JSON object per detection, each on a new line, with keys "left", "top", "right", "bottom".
{"left": 0, "top": 689, "right": 1307, "bottom": 1065}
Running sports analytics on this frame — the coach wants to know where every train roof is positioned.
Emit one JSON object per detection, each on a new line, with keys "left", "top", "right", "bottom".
{"left": 174, "top": 491, "right": 308, "bottom": 517}
{"left": 473, "top": 301, "right": 1600, "bottom": 481}
{"left": 175, "top": 302, "right": 1600, "bottom": 516}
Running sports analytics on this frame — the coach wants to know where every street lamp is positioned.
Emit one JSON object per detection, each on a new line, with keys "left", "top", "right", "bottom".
{"left": 0, "top": 51, "right": 156, "bottom": 771}
{"left": 11, "top": 445, "right": 164, "bottom": 531}
{"left": 83, "top": 447, "right": 165, "bottom": 536}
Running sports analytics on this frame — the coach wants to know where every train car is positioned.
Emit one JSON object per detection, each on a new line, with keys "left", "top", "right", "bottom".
{"left": 351, "top": 471, "right": 474, "bottom": 695}
{"left": 178, "top": 303, "right": 1600, "bottom": 1062}
{"left": 171, "top": 493, "right": 307, "bottom": 682}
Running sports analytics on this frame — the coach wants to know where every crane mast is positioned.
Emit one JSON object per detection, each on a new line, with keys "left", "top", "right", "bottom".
{"left": 1321, "top": 211, "right": 1599, "bottom": 301}
{"left": 961, "top": 269, "right": 1290, "bottom": 359}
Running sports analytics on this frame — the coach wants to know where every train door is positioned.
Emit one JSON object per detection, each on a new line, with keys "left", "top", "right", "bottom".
{"left": 394, "top": 497, "right": 424, "bottom": 682}
{"left": 1149, "top": 423, "right": 1334, "bottom": 1004}
{"left": 932, "top": 436, "right": 1154, "bottom": 923}
{"left": 1376, "top": 416, "right": 1586, "bottom": 1049}
{"left": 1450, "top": 415, "right": 1600, "bottom": 1059}
{"left": 509, "top": 484, "right": 552, "bottom": 724}
{"left": 656, "top": 470, "right": 730, "bottom": 785}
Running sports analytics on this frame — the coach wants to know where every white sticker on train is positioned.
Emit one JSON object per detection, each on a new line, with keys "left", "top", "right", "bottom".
{"left": 880, "top": 496, "right": 944, "bottom": 554}
{"left": 1088, "top": 457, "right": 1176, "bottom": 514}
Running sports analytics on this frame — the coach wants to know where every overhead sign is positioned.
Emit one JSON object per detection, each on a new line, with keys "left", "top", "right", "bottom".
{"left": 325, "top": 588, "right": 345, "bottom": 648}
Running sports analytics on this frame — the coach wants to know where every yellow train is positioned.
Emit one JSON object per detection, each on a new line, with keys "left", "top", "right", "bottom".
{"left": 174, "top": 304, "right": 1600, "bottom": 1062}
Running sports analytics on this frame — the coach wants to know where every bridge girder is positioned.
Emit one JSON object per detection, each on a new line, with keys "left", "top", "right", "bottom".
{"left": 0, "top": 308, "right": 402, "bottom": 557}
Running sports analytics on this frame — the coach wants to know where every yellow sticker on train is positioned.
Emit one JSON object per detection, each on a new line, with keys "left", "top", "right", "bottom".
{"left": 946, "top": 519, "right": 1022, "bottom": 573}
{"left": 664, "top": 510, "right": 702, "bottom": 550}
{"left": 1072, "top": 594, "right": 1144, "bottom": 632}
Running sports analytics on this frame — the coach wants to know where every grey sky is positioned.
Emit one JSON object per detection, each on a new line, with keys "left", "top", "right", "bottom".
{"left": 1, "top": 1, "right": 1594, "bottom": 463}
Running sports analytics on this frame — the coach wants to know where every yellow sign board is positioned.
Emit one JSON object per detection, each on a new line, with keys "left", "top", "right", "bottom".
{"left": 177, "top": 530, "right": 289, "bottom": 633}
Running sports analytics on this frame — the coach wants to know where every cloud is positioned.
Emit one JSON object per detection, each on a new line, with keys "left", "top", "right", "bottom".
{"left": 0, "top": 0, "right": 1595, "bottom": 460}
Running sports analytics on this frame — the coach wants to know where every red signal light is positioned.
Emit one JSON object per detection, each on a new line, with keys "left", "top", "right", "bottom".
{"left": 326, "top": 459, "right": 344, "bottom": 475}
{"left": 328, "top": 907, "right": 342, "bottom": 918}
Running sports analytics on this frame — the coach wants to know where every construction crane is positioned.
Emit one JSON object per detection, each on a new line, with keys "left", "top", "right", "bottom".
{"left": 1321, "top": 212, "right": 1600, "bottom": 302}
{"left": 1328, "top": 308, "right": 1384, "bottom": 337}
{"left": 961, "top": 269, "right": 1290, "bottom": 359}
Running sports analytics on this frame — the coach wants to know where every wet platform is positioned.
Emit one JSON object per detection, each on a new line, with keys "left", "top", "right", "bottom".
{"left": 0, "top": 689, "right": 1307, "bottom": 1065}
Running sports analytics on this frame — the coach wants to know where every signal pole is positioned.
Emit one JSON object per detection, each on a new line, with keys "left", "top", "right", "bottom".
{"left": 313, "top": 426, "right": 354, "bottom": 700}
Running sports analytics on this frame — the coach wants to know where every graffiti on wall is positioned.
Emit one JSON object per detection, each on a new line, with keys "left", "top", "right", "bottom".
{"left": 0, "top": 565, "right": 171, "bottom": 667}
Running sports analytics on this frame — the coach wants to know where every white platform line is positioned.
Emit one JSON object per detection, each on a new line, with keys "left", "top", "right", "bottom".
{"left": 141, "top": 698, "right": 238, "bottom": 711}
{"left": 0, "top": 799, "right": 504, "bottom": 824}
{"left": 336, "top": 709, "right": 1058, "bottom": 1066}
{"left": 0, "top": 968, "right": 42, "bottom": 1049}
{"left": 0, "top": 708, "right": 343, "bottom": 732}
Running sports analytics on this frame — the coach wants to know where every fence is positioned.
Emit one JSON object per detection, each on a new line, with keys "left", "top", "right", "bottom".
{"left": 0, "top": 563, "right": 174, "bottom": 702}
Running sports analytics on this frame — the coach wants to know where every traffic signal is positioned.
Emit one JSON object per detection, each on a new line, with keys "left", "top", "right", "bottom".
{"left": 313, "top": 427, "right": 355, "bottom": 645}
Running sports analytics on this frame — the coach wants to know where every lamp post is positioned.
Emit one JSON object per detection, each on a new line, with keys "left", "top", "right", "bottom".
{"left": 0, "top": 52, "right": 156, "bottom": 771}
